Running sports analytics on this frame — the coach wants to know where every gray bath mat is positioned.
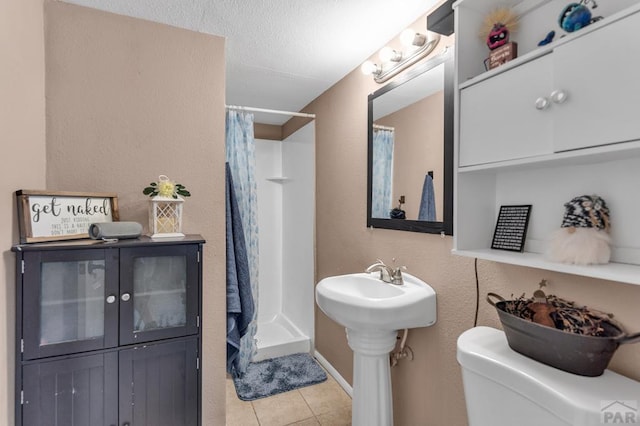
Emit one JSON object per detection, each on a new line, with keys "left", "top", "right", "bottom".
{"left": 232, "top": 352, "right": 327, "bottom": 401}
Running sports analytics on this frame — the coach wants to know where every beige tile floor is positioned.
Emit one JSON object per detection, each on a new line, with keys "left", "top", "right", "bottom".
{"left": 226, "top": 371, "right": 352, "bottom": 426}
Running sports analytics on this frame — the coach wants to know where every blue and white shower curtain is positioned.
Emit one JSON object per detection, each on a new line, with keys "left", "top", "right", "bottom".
{"left": 372, "top": 128, "right": 394, "bottom": 218}
{"left": 226, "top": 110, "right": 259, "bottom": 375}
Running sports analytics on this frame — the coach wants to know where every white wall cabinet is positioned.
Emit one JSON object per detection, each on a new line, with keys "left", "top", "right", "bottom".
{"left": 460, "top": 8, "right": 640, "bottom": 167}
{"left": 553, "top": 10, "right": 640, "bottom": 152}
{"left": 453, "top": 0, "right": 640, "bottom": 285}
{"left": 459, "top": 54, "right": 553, "bottom": 166}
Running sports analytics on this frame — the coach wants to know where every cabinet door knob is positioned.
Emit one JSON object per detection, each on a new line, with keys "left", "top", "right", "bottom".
{"left": 106, "top": 295, "right": 116, "bottom": 304}
{"left": 121, "top": 293, "right": 131, "bottom": 302}
{"left": 535, "top": 97, "right": 550, "bottom": 110}
{"left": 550, "top": 90, "right": 568, "bottom": 104}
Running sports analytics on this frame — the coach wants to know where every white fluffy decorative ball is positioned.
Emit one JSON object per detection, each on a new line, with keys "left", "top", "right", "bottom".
{"left": 548, "top": 227, "right": 611, "bottom": 265}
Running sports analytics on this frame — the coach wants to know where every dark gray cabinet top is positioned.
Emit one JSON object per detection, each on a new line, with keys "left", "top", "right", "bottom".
{"left": 12, "top": 234, "right": 205, "bottom": 252}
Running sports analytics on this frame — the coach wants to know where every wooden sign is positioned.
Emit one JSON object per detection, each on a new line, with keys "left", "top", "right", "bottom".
{"left": 488, "top": 42, "right": 518, "bottom": 70}
{"left": 16, "top": 190, "right": 119, "bottom": 244}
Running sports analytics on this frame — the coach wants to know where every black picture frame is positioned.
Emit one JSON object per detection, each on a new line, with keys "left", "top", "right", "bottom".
{"left": 491, "top": 205, "right": 532, "bottom": 252}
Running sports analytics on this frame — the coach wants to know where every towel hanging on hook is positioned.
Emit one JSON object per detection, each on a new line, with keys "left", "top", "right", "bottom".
{"left": 418, "top": 172, "right": 436, "bottom": 221}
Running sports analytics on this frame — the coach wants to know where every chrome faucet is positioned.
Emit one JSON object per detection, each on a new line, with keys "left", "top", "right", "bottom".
{"left": 365, "top": 259, "right": 406, "bottom": 285}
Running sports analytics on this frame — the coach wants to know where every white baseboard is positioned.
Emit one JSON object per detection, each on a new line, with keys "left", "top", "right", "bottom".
{"left": 313, "top": 350, "right": 353, "bottom": 398}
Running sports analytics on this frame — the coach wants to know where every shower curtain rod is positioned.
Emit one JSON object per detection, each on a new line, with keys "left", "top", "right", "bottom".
{"left": 225, "top": 104, "right": 316, "bottom": 119}
{"left": 373, "top": 124, "right": 394, "bottom": 131}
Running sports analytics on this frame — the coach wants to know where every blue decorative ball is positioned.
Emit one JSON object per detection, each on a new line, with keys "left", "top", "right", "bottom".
{"left": 559, "top": 3, "right": 592, "bottom": 32}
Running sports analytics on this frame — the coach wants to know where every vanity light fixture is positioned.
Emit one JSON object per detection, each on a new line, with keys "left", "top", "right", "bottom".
{"left": 362, "top": 28, "right": 441, "bottom": 84}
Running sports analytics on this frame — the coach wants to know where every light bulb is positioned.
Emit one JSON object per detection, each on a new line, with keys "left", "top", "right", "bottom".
{"left": 379, "top": 47, "right": 402, "bottom": 63}
{"left": 400, "top": 29, "right": 416, "bottom": 46}
{"left": 360, "top": 61, "right": 380, "bottom": 76}
{"left": 400, "top": 29, "right": 427, "bottom": 47}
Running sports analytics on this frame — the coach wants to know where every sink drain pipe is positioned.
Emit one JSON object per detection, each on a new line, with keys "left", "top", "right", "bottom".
{"left": 390, "top": 328, "right": 414, "bottom": 367}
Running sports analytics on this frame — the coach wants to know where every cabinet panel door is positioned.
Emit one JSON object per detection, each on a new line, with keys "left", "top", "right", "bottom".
{"left": 119, "top": 339, "right": 198, "bottom": 426}
{"left": 119, "top": 245, "right": 199, "bottom": 345}
{"left": 22, "top": 352, "right": 118, "bottom": 426}
{"left": 554, "top": 11, "right": 640, "bottom": 151}
{"left": 22, "top": 249, "right": 119, "bottom": 360}
{"left": 459, "top": 54, "right": 554, "bottom": 166}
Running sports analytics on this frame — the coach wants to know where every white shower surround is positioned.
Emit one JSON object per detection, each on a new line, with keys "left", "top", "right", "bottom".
{"left": 253, "top": 123, "right": 315, "bottom": 361}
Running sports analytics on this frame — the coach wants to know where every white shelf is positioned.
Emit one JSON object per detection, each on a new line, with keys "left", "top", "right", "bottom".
{"left": 455, "top": 1, "right": 640, "bottom": 87}
{"left": 136, "top": 289, "right": 186, "bottom": 297}
{"left": 452, "top": 0, "right": 550, "bottom": 14}
{"left": 42, "top": 296, "right": 103, "bottom": 306}
{"left": 458, "top": 140, "right": 640, "bottom": 173}
{"left": 454, "top": 1, "right": 640, "bottom": 286}
{"left": 458, "top": 45, "right": 550, "bottom": 91}
{"left": 453, "top": 248, "right": 640, "bottom": 286}
{"left": 266, "top": 177, "right": 291, "bottom": 182}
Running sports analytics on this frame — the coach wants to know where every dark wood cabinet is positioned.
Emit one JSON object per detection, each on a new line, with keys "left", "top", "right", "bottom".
{"left": 119, "top": 338, "right": 199, "bottom": 426}
{"left": 23, "top": 351, "right": 119, "bottom": 426}
{"left": 13, "top": 235, "right": 204, "bottom": 426}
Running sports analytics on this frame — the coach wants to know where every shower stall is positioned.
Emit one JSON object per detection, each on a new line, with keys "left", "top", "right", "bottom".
{"left": 253, "top": 121, "right": 316, "bottom": 361}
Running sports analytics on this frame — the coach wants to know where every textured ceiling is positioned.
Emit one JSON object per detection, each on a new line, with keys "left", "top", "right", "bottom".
{"left": 62, "top": 0, "right": 440, "bottom": 124}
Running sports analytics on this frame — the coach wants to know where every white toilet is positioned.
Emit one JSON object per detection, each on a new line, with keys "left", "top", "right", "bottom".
{"left": 457, "top": 326, "right": 640, "bottom": 426}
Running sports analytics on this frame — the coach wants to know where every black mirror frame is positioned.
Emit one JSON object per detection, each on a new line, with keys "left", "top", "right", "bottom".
{"left": 367, "top": 47, "right": 454, "bottom": 235}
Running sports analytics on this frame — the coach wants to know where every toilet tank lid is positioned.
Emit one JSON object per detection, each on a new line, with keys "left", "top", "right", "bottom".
{"left": 457, "top": 327, "right": 640, "bottom": 424}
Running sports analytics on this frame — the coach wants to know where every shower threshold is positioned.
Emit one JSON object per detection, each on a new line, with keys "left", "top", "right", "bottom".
{"left": 254, "top": 313, "right": 310, "bottom": 362}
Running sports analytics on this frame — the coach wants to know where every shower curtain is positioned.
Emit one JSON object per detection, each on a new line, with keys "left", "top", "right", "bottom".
{"left": 372, "top": 128, "right": 394, "bottom": 218}
{"left": 226, "top": 110, "right": 259, "bottom": 375}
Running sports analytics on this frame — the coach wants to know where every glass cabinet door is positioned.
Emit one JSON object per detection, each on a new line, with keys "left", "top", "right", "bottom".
{"left": 22, "top": 249, "right": 119, "bottom": 360}
{"left": 119, "top": 245, "right": 199, "bottom": 345}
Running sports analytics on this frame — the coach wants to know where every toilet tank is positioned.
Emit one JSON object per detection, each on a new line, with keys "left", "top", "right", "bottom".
{"left": 457, "top": 327, "right": 640, "bottom": 426}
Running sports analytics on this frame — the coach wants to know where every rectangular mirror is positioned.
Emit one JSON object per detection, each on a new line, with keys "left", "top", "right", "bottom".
{"left": 367, "top": 47, "right": 454, "bottom": 234}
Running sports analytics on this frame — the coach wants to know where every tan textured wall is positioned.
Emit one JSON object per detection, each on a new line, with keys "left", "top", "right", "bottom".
{"left": 308, "top": 65, "right": 474, "bottom": 424}
{"left": 28, "top": 3, "right": 640, "bottom": 426}
{"left": 377, "top": 92, "right": 444, "bottom": 221}
{"left": 305, "top": 8, "right": 640, "bottom": 426}
{"left": 254, "top": 123, "right": 283, "bottom": 141}
{"left": 0, "top": 0, "right": 46, "bottom": 424}
{"left": 44, "top": 3, "right": 226, "bottom": 424}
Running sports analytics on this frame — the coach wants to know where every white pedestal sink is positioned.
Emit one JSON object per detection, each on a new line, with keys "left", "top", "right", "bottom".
{"left": 315, "top": 272, "right": 436, "bottom": 426}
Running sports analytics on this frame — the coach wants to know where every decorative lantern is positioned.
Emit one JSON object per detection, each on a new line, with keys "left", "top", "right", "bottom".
{"left": 149, "top": 196, "right": 184, "bottom": 238}
{"left": 143, "top": 175, "right": 191, "bottom": 239}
